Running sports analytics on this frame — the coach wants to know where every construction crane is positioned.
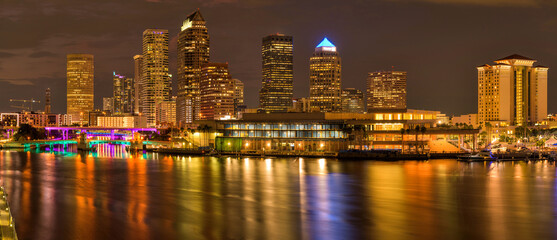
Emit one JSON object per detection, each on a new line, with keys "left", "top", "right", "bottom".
{"left": 9, "top": 98, "right": 41, "bottom": 112}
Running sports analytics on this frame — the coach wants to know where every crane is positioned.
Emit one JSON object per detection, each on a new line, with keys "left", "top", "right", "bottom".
{"left": 9, "top": 98, "right": 41, "bottom": 112}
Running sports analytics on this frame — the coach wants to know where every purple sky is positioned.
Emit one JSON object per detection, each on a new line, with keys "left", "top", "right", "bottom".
{"left": 1, "top": 0, "right": 556, "bottom": 115}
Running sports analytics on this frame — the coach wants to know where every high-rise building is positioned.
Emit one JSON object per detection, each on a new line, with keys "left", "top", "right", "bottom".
{"left": 366, "top": 71, "right": 407, "bottom": 112}
{"left": 103, "top": 97, "right": 113, "bottom": 113}
{"left": 341, "top": 88, "right": 364, "bottom": 113}
{"left": 156, "top": 96, "right": 177, "bottom": 127}
{"left": 233, "top": 78, "right": 245, "bottom": 117}
{"left": 200, "top": 63, "right": 235, "bottom": 120}
{"left": 260, "top": 34, "right": 293, "bottom": 112}
{"left": 112, "top": 72, "right": 134, "bottom": 115}
{"left": 142, "top": 29, "right": 171, "bottom": 127}
{"left": 133, "top": 55, "right": 143, "bottom": 115}
{"left": 67, "top": 54, "right": 94, "bottom": 125}
{"left": 177, "top": 9, "right": 210, "bottom": 125}
{"left": 477, "top": 54, "right": 548, "bottom": 126}
{"left": 45, "top": 88, "right": 51, "bottom": 114}
{"left": 309, "top": 38, "right": 342, "bottom": 112}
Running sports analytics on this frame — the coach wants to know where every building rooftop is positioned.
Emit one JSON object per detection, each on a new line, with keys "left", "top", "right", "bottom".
{"left": 316, "top": 38, "right": 335, "bottom": 48}
{"left": 495, "top": 54, "right": 534, "bottom": 61}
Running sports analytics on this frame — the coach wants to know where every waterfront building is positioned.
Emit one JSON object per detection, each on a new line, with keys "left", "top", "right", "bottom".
{"left": 142, "top": 29, "right": 171, "bottom": 127}
{"left": 112, "top": 72, "right": 134, "bottom": 115}
{"left": 67, "top": 54, "right": 94, "bottom": 125}
{"left": 200, "top": 63, "right": 235, "bottom": 120}
{"left": 309, "top": 38, "right": 342, "bottom": 112}
{"left": 156, "top": 96, "right": 177, "bottom": 128}
{"left": 0, "top": 112, "right": 64, "bottom": 127}
{"left": 97, "top": 115, "right": 147, "bottom": 128}
{"left": 341, "top": 88, "right": 365, "bottom": 113}
{"left": 260, "top": 34, "right": 293, "bottom": 113}
{"left": 133, "top": 55, "right": 143, "bottom": 115}
{"left": 436, "top": 113, "right": 450, "bottom": 125}
{"left": 366, "top": 70, "right": 407, "bottom": 112}
{"left": 477, "top": 54, "right": 548, "bottom": 126}
{"left": 45, "top": 88, "right": 51, "bottom": 114}
{"left": 209, "top": 110, "right": 478, "bottom": 153}
{"left": 88, "top": 109, "right": 109, "bottom": 127}
{"left": 452, "top": 114, "right": 479, "bottom": 128}
{"left": 177, "top": 9, "right": 210, "bottom": 125}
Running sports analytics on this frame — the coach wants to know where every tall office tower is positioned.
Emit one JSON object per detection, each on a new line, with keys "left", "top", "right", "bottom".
{"left": 341, "top": 88, "right": 364, "bottom": 113}
{"left": 233, "top": 79, "right": 245, "bottom": 118}
{"left": 177, "top": 9, "right": 210, "bottom": 125}
{"left": 67, "top": 54, "right": 94, "bottom": 125}
{"left": 309, "top": 38, "right": 342, "bottom": 112}
{"left": 366, "top": 71, "right": 407, "bottom": 112}
{"left": 133, "top": 55, "right": 143, "bottom": 114}
{"left": 112, "top": 72, "right": 134, "bottom": 115}
{"left": 45, "top": 88, "right": 51, "bottom": 114}
{"left": 103, "top": 97, "right": 114, "bottom": 113}
{"left": 260, "top": 34, "right": 293, "bottom": 112}
{"left": 200, "top": 63, "right": 234, "bottom": 120}
{"left": 477, "top": 54, "right": 548, "bottom": 126}
{"left": 142, "top": 29, "right": 171, "bottom": 127}
{"left": 156, "top": 96, "right": 177, "bottom": 127}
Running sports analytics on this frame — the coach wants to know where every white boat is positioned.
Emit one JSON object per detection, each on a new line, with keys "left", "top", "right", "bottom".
{"left": 457, "top": 150, "right": 496, "bottom": 161}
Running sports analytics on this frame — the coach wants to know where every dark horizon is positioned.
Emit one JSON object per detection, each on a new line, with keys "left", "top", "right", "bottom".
{"left": 1, "top": 0, "right": 556, "bottom": 116}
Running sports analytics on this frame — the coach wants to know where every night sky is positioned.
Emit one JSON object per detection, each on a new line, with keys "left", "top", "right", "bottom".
{"left": 1, "top": 0, "right": 556, "bottom": 115}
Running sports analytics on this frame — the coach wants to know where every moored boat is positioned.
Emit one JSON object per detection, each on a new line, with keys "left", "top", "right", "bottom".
{"left": 458, "top": 150, "right": 496, "bottom": 161}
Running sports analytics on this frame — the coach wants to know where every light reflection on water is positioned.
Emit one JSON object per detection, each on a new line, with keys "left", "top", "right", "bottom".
{"left": 0, "top": 150, "right": 556, "bottom": 239}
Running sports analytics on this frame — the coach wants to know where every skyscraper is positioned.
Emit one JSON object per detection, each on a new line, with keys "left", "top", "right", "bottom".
{"left": 341, "top": 88, "right": 364, "bottom": 113}
{"left": 309, "top": 38, "right": 342, "bottom": 112}
{"left": 103, "top": 97, "right": 114, "bottom": 113}
{"left": 233, "top": 79, "right": 245, "bottom": 118}
{"left": 177, "top": 9, "right": 210, "bottom": 125}
{"left": 200, "top": 63, "right": 234, "bottom": 120}
{"left": 112, "top": 72, "right": 134, "bottom": 115}
{"left": 477, "top": 54, "right": 548, "bottom": 126}
{"left": 366, "top": 70, "right": 407, "bottom": 112}
{"left": 142, "top": 29, "right": 171, "bottom": 127}
{"left": 67, "top": 54, "right": 94, "bottom": 125}
{"left": 260, "top": 34, "right": 293, "bottom": 112}
{"left": 133, "top": 55, "right": 143, "bottom": 115}
{"left": 45, "top": 88, "right": 51, "bottom": 114}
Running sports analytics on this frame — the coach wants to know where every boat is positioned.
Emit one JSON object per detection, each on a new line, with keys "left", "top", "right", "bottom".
{"left": 457, "top": 150, "right": 496, "bottom": 161}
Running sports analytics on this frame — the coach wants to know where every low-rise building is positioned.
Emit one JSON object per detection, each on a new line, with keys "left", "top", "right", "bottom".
{"left": 452, "top": 114, "right": 479, "bottom": 128}
{"left": 97, "top": 115, "right": 147, "bottom": 128}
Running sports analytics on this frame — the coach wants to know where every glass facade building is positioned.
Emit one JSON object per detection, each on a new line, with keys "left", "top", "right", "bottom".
{"left": 309, "top": 38, "right": 342, "bottom": 112}
{"left": 260, "top": 34, "right": 293, "bottom": 112}
{"left": 366, "top": 71, "right": 407, "bottom": 112}
{"left": 142, "top": 29, "right": 171, "bottom": 127}
{"left": 67, "top": 54, "right": 94, "bottom": 125}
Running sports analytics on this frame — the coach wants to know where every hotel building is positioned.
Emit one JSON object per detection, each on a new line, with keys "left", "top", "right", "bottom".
{"left": 200, "top": 63, "right": 235, "bottom": 120}
{"left": 310, "top": 38, "right": 342, "bottom": 112}
{"left": 67, "top": 54, "right": 94, "bottom": 125}
{"left": 177, "top": 10, "right": 210, "bottom": 125}
{"left": 142, "top": 29, "right": 171, "bottom": 127}
{"left": 477, "top": 54, "right": 548, "bottom": 126}
{"left": 260, "top": 34, "right": 293, "bottom": 112}
{"left": 366, "top": 71, "right": 407, "bottom": 112}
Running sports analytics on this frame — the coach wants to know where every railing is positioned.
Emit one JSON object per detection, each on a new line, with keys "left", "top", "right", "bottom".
{"left": 0, "top": 186, "right": 17, "bottom": 240}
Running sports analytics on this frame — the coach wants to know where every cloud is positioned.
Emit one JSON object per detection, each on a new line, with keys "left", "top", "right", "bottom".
{"left": 28, "top": 51, "right": 57, "bottom": 58}
{"left": 0, "top": 79, "right": 35, "bottom": 86}
{"left": 0, "top": 52, "right": 15, "bottom": 58}
{"left": 392, "top": 0, "right": 542, "bottom": 7}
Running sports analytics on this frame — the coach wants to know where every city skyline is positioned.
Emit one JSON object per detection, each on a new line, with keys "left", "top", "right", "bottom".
{"left": 1, "top": 1, "right": 556, "bottom": 116}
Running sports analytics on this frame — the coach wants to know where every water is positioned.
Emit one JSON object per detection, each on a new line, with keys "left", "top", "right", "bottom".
{"left": 0, "top": 149, "right": 556, "bottom": 240}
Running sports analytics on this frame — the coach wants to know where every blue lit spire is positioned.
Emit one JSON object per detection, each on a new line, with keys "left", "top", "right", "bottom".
{"left": 316, "top": 38, "right": 335, "bottom": 48}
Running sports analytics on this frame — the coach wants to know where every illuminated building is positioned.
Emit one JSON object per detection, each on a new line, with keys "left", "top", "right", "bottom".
{"left": 133, "top": 55, "right": 143, "bottom": 114}
{"left": 477, "top": 54, "right": 548, "bottom": 126}
{"left": 67, "top": 54, "right": 94, "bottom": 125}
{"left": 366, "top": 71, "right": 407, "bottom": 112}
{"left": 260, "top": 34, "right": 293, "bottom": 112}
{"left": 0, "top": 112, "right": 64, "bottom": 127}
{"left": 45, "top": 88, "right": 51, "bottom": 114}
{"left": 88, "top": 109, "right": 108, "bottom": 127}
{"left": 200, "top": 63, "right": 235, "bottom": 120}
{"left": 309, "top": 38, "right": 342, "bottom": 112}
{"left": 177, "top": 9, "right": 210, "bottom": 125}
{"left": 142, "top": 29, "right": 171, "bottom": 127}
{"left": 452, "top": 114, "right": 479, "bottom": 128}
{"left": 233, "top": 79, "right": 245, "bottom": 118}
{"left": 156, "top": 96, "right": 176, "bottom": 127}
{"left": 341, "top": 88, "right": 364, "bottom": 113}
{"left": 112, "top": 72, "right": 134, "bottom": 115}
{"left": 97, "top": 115, "right": 147, "bottom": 128}
{"left": 103, "top": 97, "right": 113, "bottom": 113}
{"left": 290, "top": 98, "right": 311, "bottom": 113}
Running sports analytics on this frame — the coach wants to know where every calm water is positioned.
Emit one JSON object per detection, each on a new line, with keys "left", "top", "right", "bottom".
{"left": 0, "top": 149, "right": 556, "bottom": 240}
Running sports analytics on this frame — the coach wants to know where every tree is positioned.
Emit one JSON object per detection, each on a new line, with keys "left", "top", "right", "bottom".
{"left": 13, "top": 124, "right": 45, "bottom": 141}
